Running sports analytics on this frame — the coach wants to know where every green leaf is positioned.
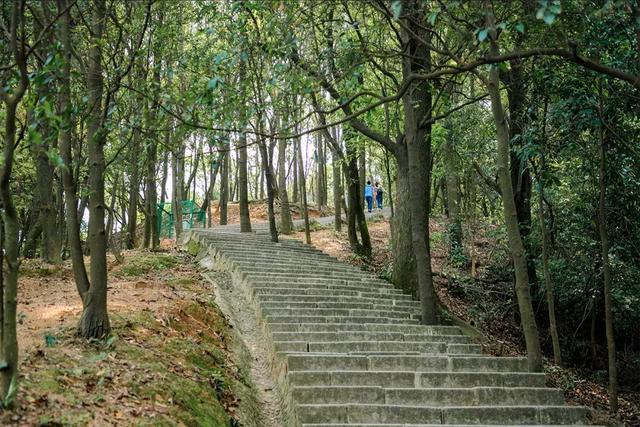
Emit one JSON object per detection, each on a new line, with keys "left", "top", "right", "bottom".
{"left": 543, "top": 10, "right": 556, "bottom": 24}
{"left": 428, "top": 11, "right": 438, "bottom": 26}
{"left": 391, "top": 0, "right": 402, "bottom": 19}
{"left": 208, "top": 77, "right": 223, "bottom": 89}
{"left": 515, "top": 23, "right": 525, "bottom": 33}
{"left": 478, "top": 28, "right": 489, "bottom": 42}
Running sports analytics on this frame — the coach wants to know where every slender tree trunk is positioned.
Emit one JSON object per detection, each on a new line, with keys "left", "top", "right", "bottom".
{"left": 358, "top": 148, "right": 366, "bottom": 199}
{"left": 538, "top": 175, "right": 562, "bottom": 365}
{"left": 316, "top": 134, "right": 326, "bottom": 209}
{"left": 172, "top": 147, "right": 185, "bottom": 237}
{"left": 597, "top": 97, "right": 618, "bottom": 413}
{"left": 344, "top": 138, "right": 371, "bottom": 256}
{"left": 444, "top": 122, "right": 463, "bottom": 257}
{"left": 278, "top": 138, "right": 294, "bottom": 233}
{"left": 238, "top": 133, "right": 252, "bottom": 232}
{"left": 331, "top": 143, "right": 342, "bottom": 231}
{"left": 297, "top": 138, "right": 311, "bottom": 244}
{"left": 219, "top": 151, "right": 229, "bottom": 225}
{"left": 80, "top": 0, "right": 110, "bottom": 339}
{"left": 58, "top": 0, "right": 90, "bottom": 301}
{"left": 203, "top": 151, "right": 222, "bottom": 228}
{"left": 486, "top": 24, "right": 542, "bottom": 372}
{"left": 0, "top": 97, "right": 21, "bottom": 403}
{"left": 0, "top": 0, "right": 28, "bottom": 395}
{"left": 383, "top": 148, "right": 394, "bottom": 217}
{"left": 292, "top": 144, "right": 299, "bottom": 204}
{"left": 259, "top": 138, "right": 278, "bottom": 242}
{"left": 125, "top": 124, "right": 141, "bottom": 249}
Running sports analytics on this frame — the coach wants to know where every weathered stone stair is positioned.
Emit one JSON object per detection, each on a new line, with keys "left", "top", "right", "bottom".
{"left": 185, "top": 228, "right": 594, "bottom": 427}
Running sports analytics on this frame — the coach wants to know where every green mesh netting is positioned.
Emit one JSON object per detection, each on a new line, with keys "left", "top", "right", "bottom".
{"left": 157, "top": 200, "right": 206, "bottom": 238}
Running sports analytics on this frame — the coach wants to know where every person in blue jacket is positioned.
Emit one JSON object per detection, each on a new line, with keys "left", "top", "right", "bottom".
{"left": 364, "top": 180, "right": 374, "bottom": 213}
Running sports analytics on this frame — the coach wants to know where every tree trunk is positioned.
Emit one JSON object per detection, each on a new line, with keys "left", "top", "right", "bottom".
{"left": 125, "top": 124, "right": 141, "bottom": 249}
{"left": 220, "top": 151, "right": 229, "bottom": 225}
{"left": 597, "top": 98, "right": 618, "bottom": 413}
{"left": 172, "top": 147, "right": 185, "bottom": 238}
{"left": 400, "top": 7, "right": 436, "bottom": 324}
{"left": 358, "top": 148, "right": 366, "bottom": 199}
{"left": 58, "top": 0, "right": 90, "bottom": 301}
{"left": 444, "top": 122, "right": 463, "bottom": 258}
{"left": 391, "top": 153, "right": 418, "bottom": 296}
{"left": 486, "top": 26, "right": 542, "bottom": 372}
{"left": 538, "top": 175, "right": 562, "bottom": 365}
{"left": 278, "top": 138, "right": 294, "bottom": 233}
{"left": 297, "top": 138, "right": 311, "bottom": 244}
{"left": 259, "top": 138, "right": 278, "bottom": 242}
{"left": 79, "top": 0, "right": 110, "bottom": 339}
{"left": 0, "top": 0, "right": 28, "bottom": 395}
{"left": 292, "top": 144, "right": 299, "bottom": 204}
{"left": 316, "top": 134, "right": 326, "bottom": 209}
{"left": 331, "top": 142, "right": 342, "bottom": 231}
{"left": 344, "top": 138, "right": 371, "bottom": 256}
{"left": 238, "top": 133, "right": 252, "bottom": 232}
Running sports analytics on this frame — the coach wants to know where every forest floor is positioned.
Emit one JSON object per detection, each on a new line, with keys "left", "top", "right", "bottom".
{"left": 288, "top": 216, "right": 640, "bottom": 427}
{"left": 1, "top": 245, "right": 249, "bottom": 426}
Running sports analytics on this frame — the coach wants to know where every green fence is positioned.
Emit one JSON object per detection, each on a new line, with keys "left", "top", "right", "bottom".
{"left": 157, "top": 200, "right": 206, "bottom": 238}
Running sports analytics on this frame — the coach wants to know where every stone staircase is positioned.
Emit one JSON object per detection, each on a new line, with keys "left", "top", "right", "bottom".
{"left": 185, "top": 228, "right": 594, "bottom": 427}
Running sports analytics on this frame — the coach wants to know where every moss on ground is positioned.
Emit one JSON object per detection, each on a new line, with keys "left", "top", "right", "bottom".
{"left": 116, "top": 253, "right": 180, "bottom": 278}
{"left": 15, "top": 300, "right": 245, "bottom": 426}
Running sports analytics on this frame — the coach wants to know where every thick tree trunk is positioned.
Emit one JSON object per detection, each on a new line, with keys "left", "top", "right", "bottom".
{"left": 391, "top": 154, "right": 418, "bottom": 296}
{"left": 397, "top": 5, "right": 437, "bottom": 324}
{"left": 80, "top": 0, "right": 110, "bottom": 339}
{"left": 358, "top": 148, "right": 366, "bottom": 199}
{"left": 220, "top": 151, "right": 229, "bottom": 225}
{"left": 278, "top": 138, "right": 294, "bottom": 233}
{"left": 486, "top": 29, "right": 542, "bottom": 372}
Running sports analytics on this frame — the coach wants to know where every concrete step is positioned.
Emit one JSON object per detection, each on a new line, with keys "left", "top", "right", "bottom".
{"left": 292, "top": 386, "right": 564, "bottom": 406}
{"left": 188, "top": 228, "right": 592, "bottom": 426}
{"left": 260, "top": 301, "right": 420, "bottom": 313}
{"left": 253, "top": 283, "right": 401, "bottom": 296}
{"left": 257, "top": 294, "right": 419, "bottom": 307}
{"left": 288, "top": 370, "right": 548, "bottom": 388}
{"left": 253, "top": 287, "right": 412, "bottom": 301}
{"left": 303, "top": 425, "right": 598, "bottom": 427}
{"left": 274, "top": 341, "right": 456, "bottom": 354}
{"left": 261, "top": 307, "right": 416, "bottom": 320}
{"left": 270, "top": 331, "right": 472, "bottom": 345}
{"left": 284, "top": 354, "right": 528, "bottom": 372}
{"left": 265, "top": 315, "right": 421, "bottom": 325}
{"left": 297, "top": 403, "right": 587, "bottom": 425}
{"left": 267, "top": 323, "right": 462, "bottom": 335}
{"left": 252, "top": 286, "right": 411, "bottom": 301}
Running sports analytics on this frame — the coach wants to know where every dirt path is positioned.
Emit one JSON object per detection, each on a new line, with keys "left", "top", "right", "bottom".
{"left": 203, "top": 270, "right": 286, "bottom": 427}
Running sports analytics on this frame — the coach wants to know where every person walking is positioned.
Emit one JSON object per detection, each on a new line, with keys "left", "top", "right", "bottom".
{"left": 364, "top": 180, "right": 374, "bottom": 213}
{"left": 375, "top": 182, "right": 384, "bottom": 209}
